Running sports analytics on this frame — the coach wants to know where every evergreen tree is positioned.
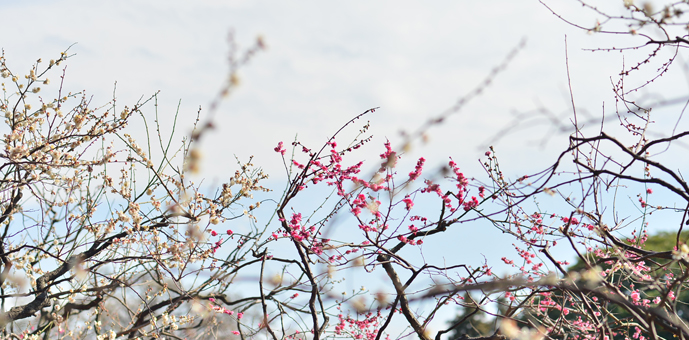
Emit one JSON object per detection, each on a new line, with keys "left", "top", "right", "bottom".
{"left": 446, "top": 294, "right": 503, "bottom": 339}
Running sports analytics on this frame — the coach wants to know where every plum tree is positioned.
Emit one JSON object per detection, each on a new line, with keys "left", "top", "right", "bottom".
{"left": 3, "top": 1, "right": 689, "bottom": 339}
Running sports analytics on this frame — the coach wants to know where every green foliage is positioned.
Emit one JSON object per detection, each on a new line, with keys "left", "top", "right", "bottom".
{"left": 643, "top": 230, "right": 689, "bottom": 252}
{"left": 446, "top": 294, "right": 505, "bottom": 339}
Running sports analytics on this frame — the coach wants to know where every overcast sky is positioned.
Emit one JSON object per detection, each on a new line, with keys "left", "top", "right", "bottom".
{"left": 2, "top": 0, "right": 688, "bottom": 335}
{"left": 3, "top": 0, "right": 668, "bottom": 179}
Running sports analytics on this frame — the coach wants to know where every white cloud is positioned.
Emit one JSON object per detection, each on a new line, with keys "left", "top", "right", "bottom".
{"left": 1, "top": 2, "right": 615, "bottom": 176}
